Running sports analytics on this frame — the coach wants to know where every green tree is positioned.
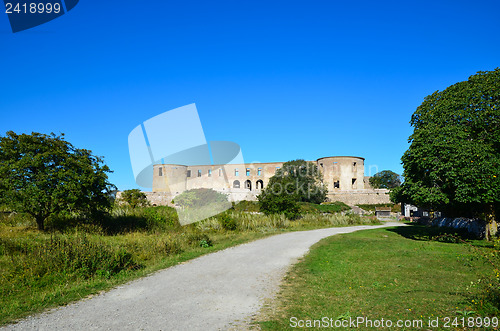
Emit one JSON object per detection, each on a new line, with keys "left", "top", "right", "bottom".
{"left": 0, "top": 131, "right": 115, "bottom": 230}
{"left": 257, "top": 159, "right": 327, "bottom": 218}
{"left": 119, "top": 189, "right": 149, "bottom": 208}
{"left": 391, "top": 68, "right": 500, "bottom": 239}
{"left": 369, "top": 170, "right": 402, "bottom": 189}
{"left": 173, "top": 188, "right": 228, "bottom": 208}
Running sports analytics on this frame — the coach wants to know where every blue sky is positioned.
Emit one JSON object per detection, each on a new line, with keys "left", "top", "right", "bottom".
{"left": 1, "top": 0, "right": 499, "bottom": 190}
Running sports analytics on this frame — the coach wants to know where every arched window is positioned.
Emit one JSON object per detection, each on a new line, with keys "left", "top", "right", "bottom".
{"left": 256, "top": 179, "right": 264, "bottom": 189}
{"left": 233, "top": 180, "right": 240, "bottom": 188}
{"left": 245, "top": 180, "right": 252, "bottom": 190}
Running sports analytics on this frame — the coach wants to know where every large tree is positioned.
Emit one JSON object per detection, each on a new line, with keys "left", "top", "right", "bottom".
{"left": 119, "top": 189, "right": 149, "bottom": 209}
{"left": 369, "top": 170, "right": 401, "bottom": 189}
{"left": 258, "top": 159, "right": 327, "bottom": 218}
{"left": 391, "top": 68, "right": 500, "bottom": 239}
{"left": 0, "top": 131, "right": 116, "bottom": 230}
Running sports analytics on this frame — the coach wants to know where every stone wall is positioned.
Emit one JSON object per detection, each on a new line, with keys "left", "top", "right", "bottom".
{"left": 152, "top": 156, "right": 369, "bottom": 195}
{"left": 327, "top": 189, "right": 391, "bottom": 206}
{"left": 117, "top": 188, "right": 391, "bottom": 207}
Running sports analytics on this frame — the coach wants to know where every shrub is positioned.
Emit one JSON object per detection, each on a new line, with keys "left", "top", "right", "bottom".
{"left": 217, "top": 213, "right": 237, "bottom": 231}
{"left": 119, "top": 189, "right": 150, "bottom": 209}
{"left": 258, "top": 191, "right": 300, "bottom": 220}
{"left": 173, "top": 188, "right": 228, "bottom": 208}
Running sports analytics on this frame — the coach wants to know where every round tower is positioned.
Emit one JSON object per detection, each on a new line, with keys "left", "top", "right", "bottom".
{"left": 316, "top": 156, "right": 365, "bottom": 191}
{"left": 152, "top": 164, "right": 188, "bottom": 194}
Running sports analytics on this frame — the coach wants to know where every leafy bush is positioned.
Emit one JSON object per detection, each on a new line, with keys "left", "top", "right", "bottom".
{"left": 173, "top": 188, "right": 228, "bottom": 208}
{"left": 119, "top": 189, "right": 150, "bottom": 208}
{"left": 258, "top": 191, "right": 301, "bottom": 220}
{"left": 217, "top": 213, "right": 237, "bottom": 231}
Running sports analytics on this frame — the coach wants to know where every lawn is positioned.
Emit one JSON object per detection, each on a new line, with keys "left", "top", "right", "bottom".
{"left": 257, "top": 225, "right": 499, "bottom": 330}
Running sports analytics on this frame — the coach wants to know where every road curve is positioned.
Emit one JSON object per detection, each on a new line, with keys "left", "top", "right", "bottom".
{"left": 3, "top": 223, "right": 404, "bottom": 330}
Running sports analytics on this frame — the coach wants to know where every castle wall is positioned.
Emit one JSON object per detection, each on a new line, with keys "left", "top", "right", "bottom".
{"left": 152, "top": 164, "right": 187, "bottom": 194}
{"left": 317, "top": 156, "right": 365, "bottom": 191}
{"left": 148, "top": 156, "right": 390, "bottom": 206}
{"left": 327, "top": 189, "right": 391, "bottom": 206}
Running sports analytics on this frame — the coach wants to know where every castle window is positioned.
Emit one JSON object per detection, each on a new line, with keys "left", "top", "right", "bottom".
{"left": 257, "top": 168, "right": 262, "bottom": 176}
{"left": 245, "top": 180, "right": 252, "bottom": 190}
{"left": 256, "top": 179, "right": 264, "bottom": 189}
{"left": 208, "top": 169, "right": 212, "bottom": 177}
{"left": 235, "top": 169, "right": 239, "bottom": 176}
{"left": 334, "top": 180, "right": 340, "bottom": 189}
{"left": 198, "top": 170, "right": 202, "bottom": 177}
{"left": 352, "top": 162, "right": 357, "bottom": 171}
{"left": 187, "top": 170, "right": 191, "bottom": 177}
{"left": 320, "top": 163, "right": 323, "bottom": 168}
{"left": 246, "top": 168, "right": 250, "bottom": 176}
{"left": 352, "top": 178, "right": 357, "bottom": 188}
{"left": 233, "top": 180, "right": 240, "bottom": 188}
{"left": 158, "top": 167, "right": 163, "bottom": 176}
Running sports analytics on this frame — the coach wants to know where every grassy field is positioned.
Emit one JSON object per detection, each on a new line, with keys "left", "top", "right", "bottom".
{"left": 257, "top": 225, "right": 500, "bottom": 330}
{"left": 0, "top": 203, "right": 379, "bottom": 326}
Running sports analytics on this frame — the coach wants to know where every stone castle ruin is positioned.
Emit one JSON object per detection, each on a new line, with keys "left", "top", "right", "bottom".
{"left": 147, "top": 156, "right": 390, "bottom": 206}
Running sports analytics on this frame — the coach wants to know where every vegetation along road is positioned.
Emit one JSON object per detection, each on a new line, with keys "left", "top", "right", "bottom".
{"left": 2, "top": 223, "right": 403, "bottom": 330}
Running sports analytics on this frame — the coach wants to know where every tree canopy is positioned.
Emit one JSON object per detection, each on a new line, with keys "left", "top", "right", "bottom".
{"left": 257, "top": 159, "right": 327, "bottom": 218}
{"left": 0, "top": 131, "right": 116, "bottom": 230}
{"left": 119, "top": 189, "right": 149, "bottom": 208}
{"left": 391, "top": 68, "right": 499, "bottom": 238}
{"left": 369, "top": 170, "right": 401, "bottom": 189}
{"left": 173, "top": 188, "right": 228, "bottom": 208}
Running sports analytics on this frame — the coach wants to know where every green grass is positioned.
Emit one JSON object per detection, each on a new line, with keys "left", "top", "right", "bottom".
{"left": 0, "top": 206, "right": 380, "bottom": 326}
{"left": 299, "top": 201, "right": 351, "bottom": 214}
{"left": 257, "top": 225, "right": 499, "bottom": 330}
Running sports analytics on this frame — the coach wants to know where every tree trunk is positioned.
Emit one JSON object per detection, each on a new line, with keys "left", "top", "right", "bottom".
{"left": 485, "top": 204, "right": 497, "bottom": 241}
{"left": 35, "top": 216, "right": 45, "bottom": 231}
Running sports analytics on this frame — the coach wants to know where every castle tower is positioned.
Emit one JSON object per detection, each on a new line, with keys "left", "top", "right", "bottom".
{"left": 316, "top": 156, "right": 365, "bottom": 191}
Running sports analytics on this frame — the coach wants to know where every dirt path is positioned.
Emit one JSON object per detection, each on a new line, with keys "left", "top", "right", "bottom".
{"left": 3, "top": 223, "right": 404, "bottom": 330}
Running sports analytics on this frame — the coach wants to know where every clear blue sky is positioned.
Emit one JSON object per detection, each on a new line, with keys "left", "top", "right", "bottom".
{"left": 1, "top": 0, "right": 499, "bottom": 190}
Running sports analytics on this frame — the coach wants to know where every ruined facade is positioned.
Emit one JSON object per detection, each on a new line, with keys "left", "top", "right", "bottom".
{"left": 150, "top": 156, "right": 390, "bottom": 205}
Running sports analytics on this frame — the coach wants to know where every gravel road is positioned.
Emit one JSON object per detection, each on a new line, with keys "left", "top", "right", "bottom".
{"left": 3, "top": 223, "right": 404, "bottom": 330}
